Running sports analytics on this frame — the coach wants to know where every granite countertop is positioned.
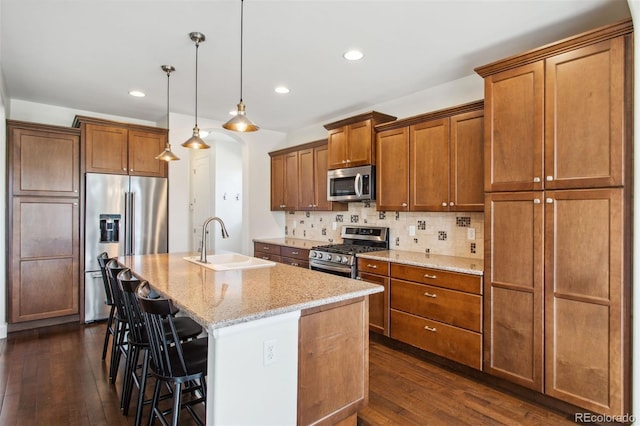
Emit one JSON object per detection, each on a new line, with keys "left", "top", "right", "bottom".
{"left": 119, "top": 252, "right": 382, "bottom": 331}
{"left": 253, "top": 237, "right": 328, "bottom": 249}
{"left": 357, "top": 249, "right": 484, "bottom": 276}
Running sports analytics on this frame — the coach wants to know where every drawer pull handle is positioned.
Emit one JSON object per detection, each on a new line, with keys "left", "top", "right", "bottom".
{"left": 423, "top": 292, "right": 437, "bottom": 298}
{"left": 263, "top": 247, "right": 270, "bottom": 250}
{"left": 424, "top": 326, "right": 437, "bottom": 332}
{"left": 291, "top": 262, "right": 298, "bottom": 266}
{"left": 367, "top": 264, "right": 377, "bottom": 269}
{"left": 424, "top": 274, "right": 437, "bottom": 279}
{"left": 291, "top": 251, "right": 299, "bottom": 255}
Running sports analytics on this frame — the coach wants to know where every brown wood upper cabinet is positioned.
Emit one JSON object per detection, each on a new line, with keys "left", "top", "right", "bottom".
{"left": 73, "top": 116, "right": 168, "bottom": 178}
{"left": 376, "top": 102, "right": 484, "bottom": 212}
{"left": 6, "top": 120, "right": 81, "bottom": 324}
{"left": 478, "top": 30, "right": 627, "bottom": 192}
{"left": 324, "top": 111, "right": 396, "bottom": 170}
{"left": 270, "top": 140, "right": 347, "bottom": 212}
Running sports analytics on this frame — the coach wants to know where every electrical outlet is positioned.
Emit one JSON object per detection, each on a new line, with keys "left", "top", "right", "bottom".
{"left": 332, "top": 222, "right": 337, "bottom": 230}
{"left": 467, "top": 228, "right": 476, "bottom": 241}
{"left": 263, "top": 339, "right": 277, "bottom": 366}
{"left": 292, "top": 220, "right": 297, "bottom": 229}
{"left": 409, "top": 225, "right": 416, "bottom": 236}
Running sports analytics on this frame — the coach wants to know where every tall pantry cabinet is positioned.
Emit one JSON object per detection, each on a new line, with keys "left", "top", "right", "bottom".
{"left": 7, "top": 121, "right": 81, "bottom": 324}
{"left": 476, "top": 19, "right": 632, "bottom": 416}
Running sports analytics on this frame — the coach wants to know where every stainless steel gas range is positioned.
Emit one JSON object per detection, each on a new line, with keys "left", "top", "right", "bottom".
{"left": 309, "top": 225, "right": 389, "bottom": 278}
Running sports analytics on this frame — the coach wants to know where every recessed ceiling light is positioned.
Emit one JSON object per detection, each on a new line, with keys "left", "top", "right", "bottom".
{"left": 343, "top": 49, "right": 364, "bottom": 61}
{"left": 275, "top": 86, "right": 290, "bottom": 94}
{"left": 129, "top": 90, "right": 146, "bottom": 97}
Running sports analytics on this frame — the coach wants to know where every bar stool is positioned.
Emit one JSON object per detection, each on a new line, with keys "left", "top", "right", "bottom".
{"left": 97, "top": 252, "right": 117, "bottom": 361}
{"left": 117, "top": 270, "right": 203, "bottom": 426}
{"left": 136, "top": 282, "right": 208, "bottom": 426}
{"left": 106, "top": 259, "right": 130, "bottom": 384}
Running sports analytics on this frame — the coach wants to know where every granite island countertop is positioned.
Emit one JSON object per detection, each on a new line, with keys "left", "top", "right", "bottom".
{"left": 119, "top": 252, "right": 382, "bottom": 331}
{"left": 357, "top": 249, "right": 484, "bottom": 276}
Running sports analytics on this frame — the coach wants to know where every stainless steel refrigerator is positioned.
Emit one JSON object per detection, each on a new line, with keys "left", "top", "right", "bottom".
{"left": 84, "top": 173, "right": 168, "bottom": 322}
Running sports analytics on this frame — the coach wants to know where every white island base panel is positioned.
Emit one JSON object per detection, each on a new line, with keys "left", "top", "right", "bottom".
{"left": 207, "top": 310, "right": 301, "bottom": 425}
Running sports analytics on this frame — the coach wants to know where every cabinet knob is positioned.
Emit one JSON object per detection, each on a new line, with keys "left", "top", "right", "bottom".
{"left": 291, "top": 251, "right": 299, "bottom": 255}
{"left": 346, "top": 159, "right": 351, "bottom": 163}
{"left": 546, "top": 198, "right": 553, "bottom": 204}
{"left": 423, "top": 292, "right": 437, "bottom": 298}
{"left": 449, "top": 202, "right": 454, "bottom": 206}
{"left": 401, "top": 202, "right": 407, "bottom": 207}
{"left": 441, "top": 202, "right": 447, "bottom": 207}
{"left": 312, "top": 204, "right": 317, "bottom": 208}
{"left": 546, "top": 176, "right": 554, "bottom": 181}
{"left": 533, "top": 177, "right": 541, "bottom": 183}
{"left": 262, "top": 256, "right": 269, "bottom": 260}
{"left": 122, "top": 168, "right": 127, "bottom": 171}
{"left": 291, "top": 262, "right": 299, "bottom": 267}
{"left": 424, "top": 325, "right": 437, "bottom": 332}
{"left": 308, "top": 204, "right": 313, "bottom": 208}
{"left": 130, "top": 169, "right": 134, "bottom": 172}
{"left": 424, "top": 273, "right": 437, "bottom": 279}
{"left": 533, "top": 198, "right": 541, "bottom": 204}
{"left": 342, "top": 160, "right": 347, "bottom": 164}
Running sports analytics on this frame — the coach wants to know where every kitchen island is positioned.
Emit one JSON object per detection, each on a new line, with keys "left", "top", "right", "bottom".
{"left": 119, "top": 252, "right": 383, "bottom": 426}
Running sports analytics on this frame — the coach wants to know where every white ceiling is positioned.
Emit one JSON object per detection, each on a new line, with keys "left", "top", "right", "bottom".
{"left": 0, "top": 0, "right": 632, "bottom": 133}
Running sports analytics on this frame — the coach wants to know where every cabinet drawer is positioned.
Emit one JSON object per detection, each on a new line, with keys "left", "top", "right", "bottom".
{"left": 281, "top": 246, "right": 309, "bottom": 261}
{"left": 390, "top": 263, "right": 481, "bottom": 294}
{"left": 254, "top": 242, "right": 281, "bottom": 256}
{"left": 357, "top": 258, "right": 389, "bottom": 275}
{"left": 391, "top": 279, "right": 481, "bottom": 332}
{"left": 254, "top": 253, "right": 282, "bottom": 263}
{"left": 390, "top": 309, "right": 482, "bottom": 370}
{"left": 282, "top": 257, "right": 309, "bottom": 269}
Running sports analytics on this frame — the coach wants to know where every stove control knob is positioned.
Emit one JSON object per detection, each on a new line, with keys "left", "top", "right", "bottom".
{"left": 326, "top": 254, "right": 332, "bottom": 261}
{"left": 342, "top": 257, "right": 349, "bottom": 264}
{"left": 335, "top": 255, "right": 342, "bottom": 263}
{"left": 317, "top": 252, "right": 323, "bottom": 260}
{"left": 310, "top": 251, "right": 316, "bottom": 258}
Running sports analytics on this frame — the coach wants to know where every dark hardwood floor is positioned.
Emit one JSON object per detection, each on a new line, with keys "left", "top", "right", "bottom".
{"left": 0, "top": 322, "right": 576, "bottom": 425}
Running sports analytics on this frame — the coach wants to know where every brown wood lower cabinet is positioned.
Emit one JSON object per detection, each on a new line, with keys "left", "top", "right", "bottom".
{"left": 358, "top": 258, "right": 390, "bottom": 336}
{"left": 298, "top": 297, "right": 369, "bottom": 426}
{"left": 253, "top": 242, "right": 309, "bottom": 269}
{"left": 388, "top": 263, "right": 483, "bottom": 370}
{"left": 10, "top": 197, "right": 80, "bottom": 323}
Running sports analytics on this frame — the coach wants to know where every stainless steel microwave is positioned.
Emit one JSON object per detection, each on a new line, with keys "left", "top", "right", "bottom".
{"left": 327, "top": 165, "right": 375, "bottom": 202}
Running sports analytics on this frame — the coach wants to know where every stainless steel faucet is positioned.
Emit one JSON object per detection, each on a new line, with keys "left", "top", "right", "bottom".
{"left": 198, "top": 216, "right": 230, "bottom": 263}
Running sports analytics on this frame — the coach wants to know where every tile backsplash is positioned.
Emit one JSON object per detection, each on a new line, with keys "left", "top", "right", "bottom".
{"left": 285, "top": 202, "right": 483, "bottom": 259}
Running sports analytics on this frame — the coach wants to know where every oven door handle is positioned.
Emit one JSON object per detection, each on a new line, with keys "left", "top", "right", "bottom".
{"left": 310, "top": 261, "right": 352, "bottom": 274}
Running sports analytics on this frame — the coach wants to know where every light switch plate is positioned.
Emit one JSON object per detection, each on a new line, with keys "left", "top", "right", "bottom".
{"left": 409, "top": 225, "right": 416, "bottom": 236}
{"left": 467, "top": 228, "right": 476, "bottom": 241}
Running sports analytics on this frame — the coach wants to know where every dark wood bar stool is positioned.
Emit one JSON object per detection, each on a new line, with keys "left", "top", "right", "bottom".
{"left": 97, "top": 252, "right": 117, "bottom": 361}
{"left": 106, "top": 259, "right": 130, "bottom": 385}
{"left": 136, "top": 282, "right": 208, "bottom": 426}
{"left": 117, "top": 270, "right": 203, "bottom": 426}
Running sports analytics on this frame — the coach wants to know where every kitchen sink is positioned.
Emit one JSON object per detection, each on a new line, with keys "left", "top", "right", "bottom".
{"left": 183, "top": 253, "right": 276, "bottom": 271}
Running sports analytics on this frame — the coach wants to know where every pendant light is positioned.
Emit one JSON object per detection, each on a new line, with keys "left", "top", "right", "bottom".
{"left": 182, "top": 32, "right": 210, "bottom": 149}
{"left": 223, "top": 0, "right": 259, "bottom": 132}
{"left": 155, "top": 65, "right": 180, "bottom": 162}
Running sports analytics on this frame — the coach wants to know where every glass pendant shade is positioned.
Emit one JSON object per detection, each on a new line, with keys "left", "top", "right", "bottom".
{"left": 223, "top": 0, "right": 259, "bottom": 132}
{"left": 156, "top": 65, "right": 180, "bottom": 162}
{"left": 182, "top": 32, "right": 210, "bottom": 149}
{"left": 223, "top": 101, "right": 259, "bottom": 132}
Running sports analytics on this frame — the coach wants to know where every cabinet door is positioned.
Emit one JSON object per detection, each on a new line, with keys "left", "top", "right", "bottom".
{"left": 485, "top": 62, "right": 544, "bottom": 192}
{"left": 410, "top": 119, "right": 449, "bottom": 211}
{"left": 10, "top": 125, "right": 79, "bottom": 197}
{"left": 283, "top": 151, "right": 299, "bottom": 210}
{"left": 327, "top": 127, "right": 348, "bottom": 169}
{"left": 10, "top": 197, "right": 79, "bottom": 323}
{"left": 545, "top": 37, "right": 625, "bottom": 190}
{"left": 544, "top": 188, "right": 625, "bottom": 415}
{"left": 298, "top": 148, "right": 315, "bottom": 210}
{"left": 128, "top": 129, "right": 168, "bottom": 177}
{"left": 484, "top": 192, "right": 544, "bottom": 391}
{"left": 270, "top": 155, "right": 285, "bottom": 210}
{"left": 347, "top": 119, "right": 373, "bottom": 167}
{"left": 313, "top": 145, "right": 346, "bottom": 211}
{"left": 359, "top": 272, "right": 389, "bottom": 336}
{"left": 376, "top": 127, "right": 409, "bottom": 211}
{"left": 85, "top": 123, "right": 128, "bottom": 174}
{"left": 450, "top": 110, "right": 484, "bottom": 211}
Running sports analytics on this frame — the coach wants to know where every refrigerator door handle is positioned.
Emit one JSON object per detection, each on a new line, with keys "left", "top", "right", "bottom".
{"left": 129, "top": 191, "right": 135, "bottom": 255}
{"left": 124, "top": 191, "right": 133, "bottom": 256}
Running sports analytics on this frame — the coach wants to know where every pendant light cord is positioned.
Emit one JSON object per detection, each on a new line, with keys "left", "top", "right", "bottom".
{"left": 195, "top": 39, "right": 200, "bottom": 127}
{"left": 166, "top": 70, "right": 170, "bottom": 132}
{"left": 240, "top": 0, "right": 244, "bottom": 103}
